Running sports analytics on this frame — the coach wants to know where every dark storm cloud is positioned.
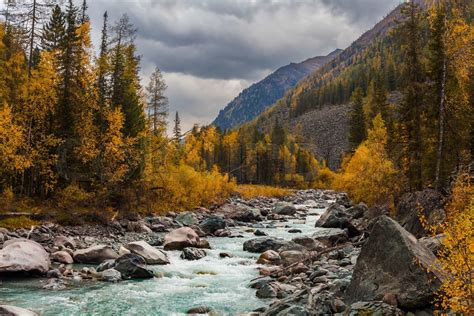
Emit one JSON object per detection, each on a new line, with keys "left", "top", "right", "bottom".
{"left": 82, "top": 0, "right": 401, "bottom": 132}
{"left": 87, "top": 0, "right": 400, "bottom": 81}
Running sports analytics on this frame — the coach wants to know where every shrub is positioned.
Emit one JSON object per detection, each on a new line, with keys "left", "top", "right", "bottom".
{"left": 234, "top": 185, "right": 291, "bottom": 199}
{"left": 146, "top": 164, "right": 236, "bottom": 213}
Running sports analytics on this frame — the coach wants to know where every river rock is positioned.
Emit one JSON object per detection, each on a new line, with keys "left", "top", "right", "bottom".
{"left": 51, "top": 251, "right": 74, "bottom": 264}
{"left": 335, "top": 192, "right": 352, "bottom": 207}
{"left": 100, "top": 268, "right": 122, "bottom": 282}
{"left": 256, "top": 281, "right": 297, "bottom": 299}
{"left": 180, "top": 247, "right": 206, "bottom": 260}
{"left": 343, "top": 301, "right": 404, "bottom": 315}
{"left": 126, "top": 220, "right": 152, "bottom": 233}
{"left": 257, "top": 250, "right": 281, "bottom": 265}
{"left": 113, "top": 254, "right": 154, "bottom": 279}
{"left": 345, "top": 216, "right": 442, "bottom": 309}
{"left": 186, "top": 306, "right": 212, "bottom": 314}
{"left": 243, "top": 237, "right": 289, "bottom": 253}
{"left": 315, "top": 204, "right": 360, "bottom": 237}
{"left": 312, "top": 228, "right": 348, "bottom": 246}
{"left": 233, "top": 208, "right": 263, "bottom": 222}
{"left": 0, "top": 305, "right": 38, "bottom": 316}
{"left": 199, "top": 216, "right": 226, "bottom": 235}
{"left": 0, "top": 239, "right": 50, "bottom": 274}
{"left": 73, "top": 245, "right": 119, "bottom": 264}
{"left": 279, "top": 250, "right": 305, "bottom": 266}
{"left": 124, "top": 241, "right": 169, "bottom": 265}
{"left": 163, "top": 227, "right": 200, "bottom": 250}
{"left": 292, "top": 236, "right": 325, "bottom": 251}
{"left": 53, "top": 235, "right": 76, "bottom": 249}
{"left": 176, "top": 212, "right": 198, "bottom": 226}
{"left": 96, "top": 259, "right": 116, "bottom": 272}
{"left": 397, "top": 189, "right": 445, "bottom": 237}
{"left": 273, "top": 202, "right": 297, "bottom": 215}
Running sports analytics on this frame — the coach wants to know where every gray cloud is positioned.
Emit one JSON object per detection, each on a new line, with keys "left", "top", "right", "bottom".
{"left": 84, "top": 0, "right": 401, "bottom": 131}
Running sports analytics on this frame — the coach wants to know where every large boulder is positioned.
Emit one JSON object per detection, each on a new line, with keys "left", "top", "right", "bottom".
{"left": 163, "top": 227, "right": 200, "bottom": 250}
{"left": 124, "top": 241, "right": 169, "bottom": 265}
{"left": 397, "top": 189, "right": 445, "bottom": 237}
{"left": 257, "top": 250, "right": 281, "bottom": 265}
{"left": 0, "top": 239, "right": 50, "bottom": 274}
{"left": 345, "top": 216, "right": 442, "bottom": 310}
{"left": 73, "top": 245, "right": 119, "bottom": 264}
{"left": 0, "top": 305, "right": 38, "bottom": 316}
{"left": 315, "top": 204, "right": 360, "bottom": 237}
{"left": 243, "top": 237, "right": 289, "bottom": 253}
{"left": 273, "top": 202, "right": 297, "bottom": 216}
{"left": 199, "top": 216, "right": 226, "bottom": 235}
{"left": 113, "top": 254, "right": 154, "bottom": 279}
{"left": 180, "top": 247, "right": 207, "bottom": 260}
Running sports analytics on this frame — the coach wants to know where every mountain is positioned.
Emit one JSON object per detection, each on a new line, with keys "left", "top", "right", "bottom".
{"left": 212, "top": 49, "right": 342, "bottom": 130}
{"left": 245, "top": 2, "right": 408, "bottom": 169}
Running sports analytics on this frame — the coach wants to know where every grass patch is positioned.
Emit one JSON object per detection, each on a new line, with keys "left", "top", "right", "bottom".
{"left": 234, "top": 185, "right": 292, "bottom": 199}
{"left": 0, "top": 216, "right": 38, "bottom": 230}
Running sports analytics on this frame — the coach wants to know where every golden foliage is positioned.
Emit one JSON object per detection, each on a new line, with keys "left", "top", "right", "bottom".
{"left": 146, "top": 164, "right": 236, "bottom": 213}
{"left": 429, "top": 173, "right": 473, "bottom": 314}
{"left": 234, "top": 184, "right": 291, "bottom": 199}
{"left": 333, "top": 114, "right": 400, "bottom": 206}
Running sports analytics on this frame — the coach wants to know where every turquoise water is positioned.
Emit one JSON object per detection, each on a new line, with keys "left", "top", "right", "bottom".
{"left": 0, "top": 204, "right": 326, "bottom": 315}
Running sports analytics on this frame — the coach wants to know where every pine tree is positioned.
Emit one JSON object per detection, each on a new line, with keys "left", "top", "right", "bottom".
{"left": 348, "top": 87, "right": 366, "bottom": 149}
{"left": 398, "top": 0, "right": 425, "bottom": 191}
{"left": 41, "top": 4, "right": 65, "bottom": 52}
{"left": 146, "top": 67, "right": 168, "bottom": 135}
{"left": 96, "top": 11, "right": 110, "bottom": 130}
{"left": 173, "top": 111, "right": 181, "bottom": 141}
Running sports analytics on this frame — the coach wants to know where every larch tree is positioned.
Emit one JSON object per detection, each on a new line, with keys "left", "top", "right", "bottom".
{"left": 146, "top": 67, "right": 168, "bottom": 135}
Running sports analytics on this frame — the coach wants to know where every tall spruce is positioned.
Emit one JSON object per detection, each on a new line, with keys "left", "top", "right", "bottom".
{"left": 96, "top": 11, "right": 110, "bottom": 129}
{"left": 41, "top": 4, "right": 65, "bottom": 52}
{"left": 173, "top": 111, "right": 181, "bottom": 141}
{"left": 348, "top": 88, "right": 366, "bottom": 149}
{"left": 398, "top": 0, "right": 425, "bottom": 191}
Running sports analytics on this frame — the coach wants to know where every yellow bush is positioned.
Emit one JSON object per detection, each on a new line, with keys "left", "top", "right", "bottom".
{"left": 148, "top": 164, "right": 236, "bottom": 213}
{"left": 431, "top": 172, "right": 473, "bottom": 313}
{"left": 234, "top": 184, "right": 291, "bottom": 199}
{"left": 333, "top": 114, "right": 400, "bottom": 206}
{"left": 313, "top": 166, "right": 336, "bottom": 189}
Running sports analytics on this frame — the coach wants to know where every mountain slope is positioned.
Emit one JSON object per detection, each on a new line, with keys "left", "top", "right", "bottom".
{"left": 247, "top": 2, "right": 408, "bottom": 168}
{"left": 213, "top": 49, "right": 342, "bottom": 130}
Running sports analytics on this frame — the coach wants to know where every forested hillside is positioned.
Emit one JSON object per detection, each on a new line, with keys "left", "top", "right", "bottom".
{"left": 213, "top": 49, "right": 341, "bottom": 130}
{"left": 245, "top": 0, "right": 473, "bottom": 191}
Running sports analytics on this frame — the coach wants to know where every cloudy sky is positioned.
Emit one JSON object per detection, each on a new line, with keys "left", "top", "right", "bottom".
{"left": 86, "top": 0, "right": 400, "bottom": 132}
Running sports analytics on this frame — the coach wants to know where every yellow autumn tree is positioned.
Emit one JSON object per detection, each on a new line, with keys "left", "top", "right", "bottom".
{"left": 432, "top": 172, "right": 473, "bottom": 313}
{"left": 333, "top": 114, "right": 400, "bottom": 206}
{"left": 0, "top": 103, "right": 30, "bottom": 186}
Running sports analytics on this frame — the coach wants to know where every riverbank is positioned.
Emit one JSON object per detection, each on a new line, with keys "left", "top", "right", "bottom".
{"left": 1, "top": 189, "right": 443, "bottom": 315}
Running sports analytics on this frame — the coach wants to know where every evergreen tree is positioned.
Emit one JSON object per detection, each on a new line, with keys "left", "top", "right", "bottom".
{"left": 41, "top": 4, "right": 65, "bottom": 52}
{"left": 173, "top": 111, "right": 181, "bottom": 141}
{"left": 96, "top": 11, "right": 110, "bottom": 130}
{"left": 348, "top": 87, "right": 366, "bottom": 149}
{"left": 146, "top": 67, "right": 168, "bottom": 135}
{"left": 397, "top": 0, "right": 425, "bottom": 190}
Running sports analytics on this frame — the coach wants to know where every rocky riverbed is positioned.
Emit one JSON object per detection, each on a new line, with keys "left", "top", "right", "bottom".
{"left": 0, "top": 189, "right": 444, "bottom": 315}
